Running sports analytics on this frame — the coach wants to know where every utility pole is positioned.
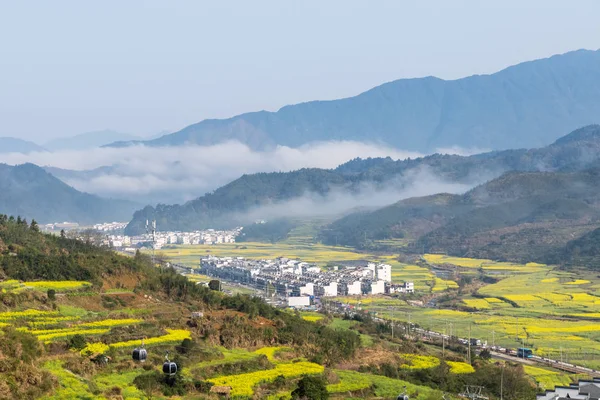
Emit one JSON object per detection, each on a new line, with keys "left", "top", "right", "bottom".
{"left": 442, "top": 327, "right": 446, "bottom": 358}
{"left": 516, "top": 317, "right": 519, "bottom": 341}
{"left": 492, "top": 330, "right": 495, "bottom": 348}
{"left": 500, "top": 364, "right": 504, "bottom": 400}
{"left": 390, "top": 307, "right": 395, "bottom": 339}
{"left": 560, "top": 346, "right": 563, "bottom": 363}
{"left": 468, "top": 323, "right": 472, "bottom": 365}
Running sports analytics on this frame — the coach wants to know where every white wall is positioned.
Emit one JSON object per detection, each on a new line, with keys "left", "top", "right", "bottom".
{"left": 287, "top": 296, "right": 311, "bottom": 308}
{"left": 371, "top": 280, "right": 385, "bottom": 295}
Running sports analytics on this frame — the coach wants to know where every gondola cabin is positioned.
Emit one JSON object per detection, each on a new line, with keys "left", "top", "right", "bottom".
{"left": 163, "top": 360, "right": 177, "bottom": 376}
{"left": 132, "top": 347, "right": 147, "bottom": 362}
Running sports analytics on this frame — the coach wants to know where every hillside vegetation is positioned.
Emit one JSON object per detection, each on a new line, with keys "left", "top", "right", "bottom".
{"left": 0, "top": 215, "right": 366, "bottom": 399}
{"left": 321, "top": 168, "right": 600, "bottom": 265}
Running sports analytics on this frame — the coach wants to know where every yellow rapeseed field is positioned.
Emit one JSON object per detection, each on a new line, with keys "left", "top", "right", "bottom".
{"left": 253, "top": 346, "right": 288, "bottom": 362}
{"left": 23, "top": 281, "right": 92, "bottom": 291}
{"left": 400, "top": 354, "right": 440, "bottom": 370}
{"left": 463, "top": 299, "right": 490, "bottom": 309}
{"left": 432, "top": 277, "right": 458, "bottom": 292}
{"left": 446, "top": 361, "right": 475, "bottom": 374}
{"left": 208, "top": 361, "right": 324, "bottom": 397}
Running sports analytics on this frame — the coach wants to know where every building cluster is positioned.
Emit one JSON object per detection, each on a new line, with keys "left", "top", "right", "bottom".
{"left": 93, "top": 222, "right": 128, "bottom": 232}
{"left": 41, "top": 222, "right": 80, "bottom": 232}
{"left": 537, "top": 378, "right": 600, "bottom": 399}
{"left": 200, "top": 256, "right": 414, "bottom": 308}
{"left": 106, "top": 228, "right": 243, "bottom": 251}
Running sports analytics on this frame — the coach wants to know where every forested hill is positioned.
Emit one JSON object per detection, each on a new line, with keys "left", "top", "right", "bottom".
{"left": 126, "top": 125, "right": 600, "bottom": 234}
{"left": 0, "top": 214, "right": 362, "bottom": 398}
{"left": 112, "top": 49, "right": 600, "bottom": 153}
{"left": 321, "top": 168, "right": 600, "bottom": 267}
{"left": 0, "top": 163, "right": 139, "bottom": 224}
{"left": 0, "top": 214, "right": 148, "bottom": 284}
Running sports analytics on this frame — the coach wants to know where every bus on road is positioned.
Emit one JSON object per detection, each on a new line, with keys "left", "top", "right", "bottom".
{"left": 517, "top": 348, "right": 533, "bottom": 358}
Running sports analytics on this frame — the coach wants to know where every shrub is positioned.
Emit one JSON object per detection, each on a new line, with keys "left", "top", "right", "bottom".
{"left": 292, "top": 375, "right": 329, "bottom": 400}
{"left": 47, "top": 289, "right": 56, "bottom": 300}
{"left": 68, "top": 334, "right": 87, "bottom": 350}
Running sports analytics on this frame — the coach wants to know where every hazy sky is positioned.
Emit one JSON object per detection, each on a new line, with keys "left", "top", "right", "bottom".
{"left": 1, "top": 0, "right": 599, "bottom": 143}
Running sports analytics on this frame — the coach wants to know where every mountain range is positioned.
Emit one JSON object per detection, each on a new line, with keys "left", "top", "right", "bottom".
{"left": 0, "top": 137, "right": 46, "bottom": 154}
{"left": 44, "top": 129, "right": 142, "bottom": 151}
{"left": 109, "top": 49, "right": 600, "bottom": 153}
{"left": 0, "top": 130, "right": 149, "bottom": 154}
{"left": 125, "top": 124, "right": 600, "bottom": 250}
{"left": 0, "top": 163, "right": 139, "bottom": 224}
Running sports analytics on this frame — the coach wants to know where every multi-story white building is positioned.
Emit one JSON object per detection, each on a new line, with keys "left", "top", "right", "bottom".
{"left": 322, "top": 282, "right": 338, "bottom": 297}
{"left": 376, "top": 264, "right": 392, "bottom": 282}
{"left": 300, "top": 283, "right": 314, "bottom": 296}
{"left": 369, "top": 280, "right": 386, "bottom": 295}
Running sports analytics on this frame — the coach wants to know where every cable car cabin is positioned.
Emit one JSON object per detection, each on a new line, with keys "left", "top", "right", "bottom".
{"left": 517, "top": 348, "right": 533, "bottom": 358}
{"left": 132, "top": 348, "right": 147, "bottom": 362}
{"left": 397, "top": 386, "right": 409, "bottom": 400}
{"left": 163, "top": 361, "right": 177, "bottom": 376}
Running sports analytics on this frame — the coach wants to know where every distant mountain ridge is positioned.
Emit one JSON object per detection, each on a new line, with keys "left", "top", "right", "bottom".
{"left": 0, "top": 137, "right": 46, "bottom": 154}
{"left": 0, "top": 163, "right": 139, "bottom": 224}
{"left": 321, "top": 167, "right": 600, "bottom": 260}
{"left": 113, "top": 49, "right": 600, "bottom": 153}
{"left": 44, "top": 129, "right": 141, "bottom": 151}
{"left": 125, "top": 125, "right": 600, "bottom": 235}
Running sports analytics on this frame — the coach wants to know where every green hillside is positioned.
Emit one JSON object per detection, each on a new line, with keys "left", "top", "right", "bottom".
{"left": 321, "top": 168, "right": 600, "bottom": 265}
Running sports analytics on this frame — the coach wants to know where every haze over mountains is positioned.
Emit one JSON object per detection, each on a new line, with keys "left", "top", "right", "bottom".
{"left": 110, "top": 49, "right": 600, "bottom": 153}
{"left": 125, "top": 125, "right": 600, "bottom": 242}
{"left": 1, "top": 49, "right": 599, "bottom": 207}
{"left": 44, "top": 129, "right": 143, "bottom": 151}
{"left": 0, "top": 137, "right": 46, "bottom": 154}
{"left": 0, "top": 163, "right": 139, "bottom": 224}
{"left": 2, "top": 49, "right": 600, "bottom": 237}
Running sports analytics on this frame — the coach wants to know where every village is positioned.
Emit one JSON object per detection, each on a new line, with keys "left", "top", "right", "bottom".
{"left": 199, "top": 256, "right": 414, "bottom": 308}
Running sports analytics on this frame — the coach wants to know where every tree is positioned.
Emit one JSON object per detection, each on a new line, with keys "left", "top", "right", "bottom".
{"left": 208, "top": 280, "right": 221, "bottom": 291}
{"left": 30, "top": 219, "right": 39, "bottom": 232}
{"left": 479, "top": 348, "right": 491, "bottom": 360}
{"left": 60, "top": 229, "right": 66, "bottom": 239}
{"left": 291, "top": 375, "right": 329, "bottom": 400}
{"left": 68, "top": 334, "right": 87, "bottom": 350}
{"left": 47, "top": 289, "right": 56, "bottom": 301}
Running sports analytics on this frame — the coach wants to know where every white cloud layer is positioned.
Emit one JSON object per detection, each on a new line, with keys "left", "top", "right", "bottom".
{"left": 0, "top": 141, "right": 424, "bottom": 205}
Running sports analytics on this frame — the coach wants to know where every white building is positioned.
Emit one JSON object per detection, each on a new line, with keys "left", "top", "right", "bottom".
{"left": 376, "top": 264, "right": 392, "bottom": 282}
{"left": 300, "top": 283, "right": 314, "bottom": 296}
{"left": 322, "top": 282, "right": 338, "bottom": 297}
{"left": 287, "top": 296, "right": 311, "bottom": 308}
{"left": 389, "top": 281, "right": 415, "bottom": 294}
{"left": 346, "top": 281, "right": 362, "bottom": 296}
{"left": 537, "top": 380, "right": 600, "bottom": 399}
{"left": 305, "top": 266, "right": 321, "bottom": 274}
{"left": 370, "top": 280, "right": 385, "bottom": 295}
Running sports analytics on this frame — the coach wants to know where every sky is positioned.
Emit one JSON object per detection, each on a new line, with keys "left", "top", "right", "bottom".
{"left": 1, "top": 0, "right": 599, "bottom": 143}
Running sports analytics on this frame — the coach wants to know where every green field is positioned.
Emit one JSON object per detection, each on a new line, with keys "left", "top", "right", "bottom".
{"left": 158, "top": 242, "right": 380, "bottom": 267}
{"left": 159, "top": 241, "right": 600, "bottom": 369}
